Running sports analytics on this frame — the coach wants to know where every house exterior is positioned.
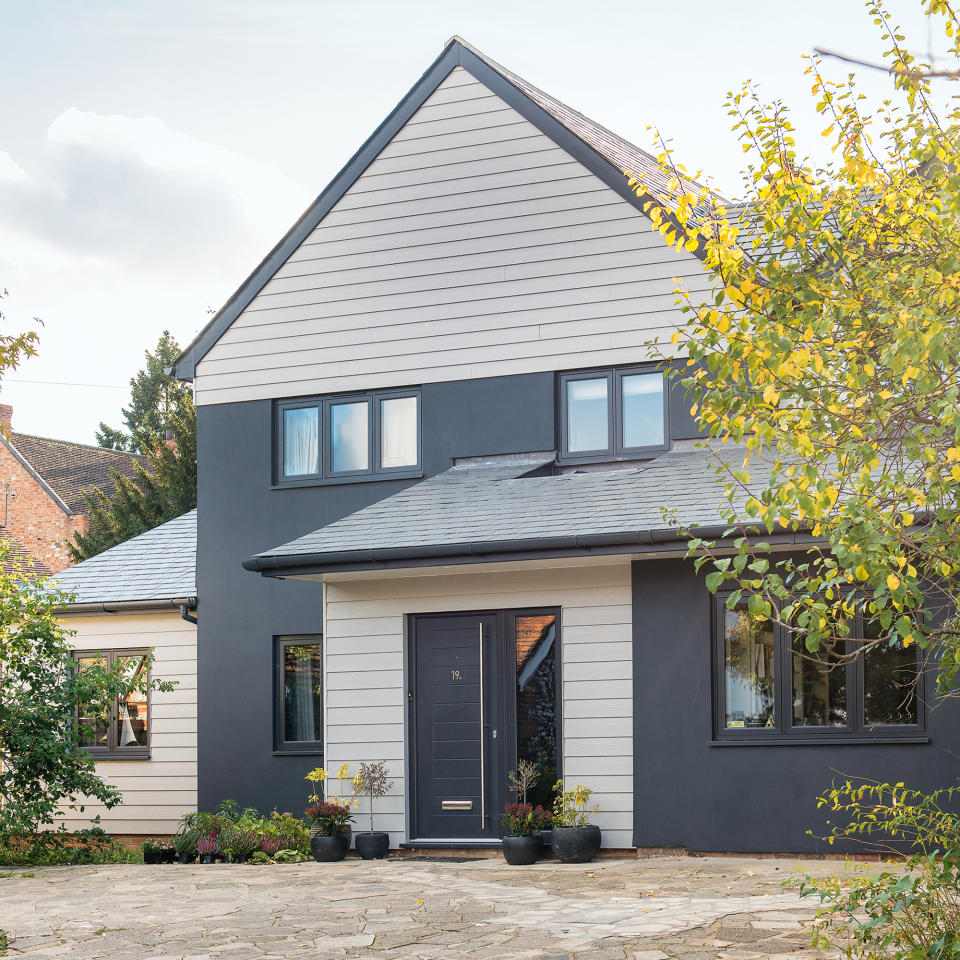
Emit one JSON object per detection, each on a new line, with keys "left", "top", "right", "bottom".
{"left": 54, "top": 510, "right": 197, "bottom": 838}
{"left": 168, "top": 38, "right": 960, "bottom": 853}
{"left": 0, "top": 403, "right": 146, "bottom": 572}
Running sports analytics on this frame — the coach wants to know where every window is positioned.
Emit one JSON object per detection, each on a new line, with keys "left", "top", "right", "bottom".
{"left": 74, "top": 649, "right": 151, "bottom": 758}
{"left": 277, "top": 390, "right": 420, "bottom": 483}
{"left": 713, "top": 595, "right": 923, "bottom": 742}
{"left": 559, "top": 366, "right": 667, "bottom": 461}
{"left": 275, "top": 637, "right": 323, "bottom": 754}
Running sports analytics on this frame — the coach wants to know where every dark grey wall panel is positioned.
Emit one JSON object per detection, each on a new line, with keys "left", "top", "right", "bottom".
{"left": 631, "top": 557, "right": 960, "bottom": 853}
{"left": 196, "top": 372, "right": 555, "bottom": 814}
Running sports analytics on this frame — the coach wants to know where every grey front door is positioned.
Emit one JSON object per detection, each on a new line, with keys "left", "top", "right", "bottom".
{"left": 410, "top": 613, "right": 503, "bottom": 841}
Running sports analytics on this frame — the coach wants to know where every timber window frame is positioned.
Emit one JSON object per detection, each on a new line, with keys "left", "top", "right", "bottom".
{"left": 73, "top": 648, "right": 151, "bottom": 759}
{"left": 711, "top": 594, "right": 926, "bottom": 744}
{"left": 558, "top": 364, "right": 669, "bottom": 464}
{"left": 273, "top": 636, "right": 324, "bottom": 756}
{"left": 275, "top": 389, "right": 421, "bottom": 486}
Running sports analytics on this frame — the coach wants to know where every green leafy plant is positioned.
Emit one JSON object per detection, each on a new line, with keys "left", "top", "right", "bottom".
{"left": 172, "top": 827, "right": 200, "bottom": 859}
{"left": 0, "top": 831, "right": 134, "bottom": 866}
{"left": 0, "top": 928, "right": 9, "bottom": 956}
{"left": 796, "top": 778, "right": 960, "bottom": 958}
{"left": 552, "top": 781, "right": 599, "bottom": 828}
{"left": 226, "top": 829, "right": 259, "bottom": 862}
{"left": 0, "top": 552, "right": 174, "bottom": 836}
{"left": 272, "top": 848, "right": 310, "bottom": 864}
{"left": 265, "top": 811, "right": 310, "bottom": 855}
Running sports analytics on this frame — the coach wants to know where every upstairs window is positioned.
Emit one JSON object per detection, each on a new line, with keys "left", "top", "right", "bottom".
{"left": 559, "top": 366, "right": 667, "bottom": 461}
{"left": 277, "top": 389, "right": 420, "bottom": 484}
{"left": 713, "top": 595, "right": 924, "bottom": 742}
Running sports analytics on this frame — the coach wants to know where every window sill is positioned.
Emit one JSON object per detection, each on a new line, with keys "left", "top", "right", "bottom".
{"left": 272, "top": 470, "right": 422, "bottom": 490}
{"left": 709, "top": 735, "right": 930, "bottom": 747}
{"left": 85, "top": 752, "right": 151, "bottom": 761}
{"left": 272, "top": 749, "right": 324, "bottom": 757}
{"left": 557, "top": 448, "right": 668, "bottom": 468}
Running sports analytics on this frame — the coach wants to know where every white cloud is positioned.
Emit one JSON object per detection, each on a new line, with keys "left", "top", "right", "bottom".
{"left": 0, "top": 151, "right": 27, "bottom": 184}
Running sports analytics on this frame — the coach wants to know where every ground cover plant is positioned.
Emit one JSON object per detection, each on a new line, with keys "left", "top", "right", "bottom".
{"left": 0, "top": 829, "right": 136, "bottom": 866}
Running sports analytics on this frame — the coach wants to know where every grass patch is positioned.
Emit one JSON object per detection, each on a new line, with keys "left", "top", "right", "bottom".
{"left": 0, "top": 929, "right": 9, "bottom": 956}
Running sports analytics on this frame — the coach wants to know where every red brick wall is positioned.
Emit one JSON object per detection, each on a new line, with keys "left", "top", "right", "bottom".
{"left": 0, "top": 441, "right": 87, "bottom": 573}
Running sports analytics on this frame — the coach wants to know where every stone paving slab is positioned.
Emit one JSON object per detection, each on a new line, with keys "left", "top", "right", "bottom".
{"left": 0, "top": 855, "right": 850, "bottom": 959}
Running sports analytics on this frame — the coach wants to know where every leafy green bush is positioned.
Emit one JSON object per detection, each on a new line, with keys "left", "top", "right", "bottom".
{"left": 797, "top": 779, "right": 960, "bottom": 959}
{"left": 0, "top": 830, "right": 135, "bottom": 866}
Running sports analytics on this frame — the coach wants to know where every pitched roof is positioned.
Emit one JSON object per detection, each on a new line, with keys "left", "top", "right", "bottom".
{"left": 54, "top": 509, "right": 196, "bottom": 605}
{"left": 243, "top": 445, "right": 768, "bottom": 575}
{"left": 5, "top": 432, "right": 147, "bottom": 513}
{"left": 172, "top": 37, "right": 712, "bottom": 381}
{"left": 0, "top": 529, "right": 51, "bottom": 579}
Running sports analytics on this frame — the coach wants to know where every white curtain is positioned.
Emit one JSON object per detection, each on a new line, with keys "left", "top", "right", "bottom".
{"left": 284, "top": 408, "right": 319, "bottom": 476}
{"left": 380, "top": 396, "right": 417, "bottom": 468}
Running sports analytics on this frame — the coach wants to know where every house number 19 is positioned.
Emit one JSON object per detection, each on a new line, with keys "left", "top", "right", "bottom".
{"left": 451, "top": 669, "right": 462, "bottom": 680}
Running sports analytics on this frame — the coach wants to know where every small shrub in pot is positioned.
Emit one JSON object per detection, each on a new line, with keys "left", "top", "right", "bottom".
{"left": 501, "top": 803, "right": 552, "bottom": 865}
{"left": 353, "top": 761, "right": 394, "bottom": 859}
{"left": 305, "top": 801, "right": 353, "bottom": 862}
{"left": 551, "top": 782, "right": 601, "bottom": 863}
{"left": 196, "top": 833, "right": 219, "bottom": 865}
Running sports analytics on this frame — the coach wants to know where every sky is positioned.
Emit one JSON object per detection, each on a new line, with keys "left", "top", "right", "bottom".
{"left": 0, "top": 0, "right": 948, "bottom": 443}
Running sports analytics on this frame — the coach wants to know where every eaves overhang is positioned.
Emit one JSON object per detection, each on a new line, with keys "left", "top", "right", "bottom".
{"left": 55, "top": 596, "right": 198, "bottom": 615}
{"left": 243, "top": 526, "right": 824, "bottom": 579}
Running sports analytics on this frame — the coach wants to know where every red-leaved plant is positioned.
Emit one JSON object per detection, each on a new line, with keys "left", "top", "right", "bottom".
{"left": 502, "top": 803, "right": 552, "bottom": 837}
{"left": 304, "top": 800, "right": 353, "bottom": 837}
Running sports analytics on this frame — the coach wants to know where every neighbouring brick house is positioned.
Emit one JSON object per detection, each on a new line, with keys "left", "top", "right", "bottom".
{"left": 0, "top": 404, "right": 146, "bottom": 573}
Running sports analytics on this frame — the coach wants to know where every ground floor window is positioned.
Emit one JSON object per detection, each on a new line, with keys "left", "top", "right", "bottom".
{"left": 74, "top": 649, "right": 151, "bottom": 758}
{"left": 275, "top": 636, "right": 323, "bottom": 754}
{"left": 714, "top": 595, "right": 923, "bottom": 741}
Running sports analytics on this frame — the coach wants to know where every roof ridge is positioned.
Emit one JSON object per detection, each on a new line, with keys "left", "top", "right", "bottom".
{"left": 10, "top": 431, "right": 147, "bottom": 460}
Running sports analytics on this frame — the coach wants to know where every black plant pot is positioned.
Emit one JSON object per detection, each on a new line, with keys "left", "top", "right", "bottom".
{"left": 143, "top": 849, "right": 161, "bottom": 865}
{"left": 200, "top": 855, "right": 215, "bottom": 865}
{"left": 177, "top": 852, "right": 195, "bottom": 864}
{"left": 310, "top": 833, "right": 349, "bottom": 862}
{"left": 501, "top": 834, "right": 542, "bottom": 866}
{"left": 161, "top": 849, "right": 176, "bottom": 864}
{"left": 354, "top": 831, "right": 390, "bottom": 860}
{"left": 551, "top": 825, "right": 602, "bottom": 864}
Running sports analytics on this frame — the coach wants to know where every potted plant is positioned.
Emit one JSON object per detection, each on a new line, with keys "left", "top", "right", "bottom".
{"left": 551, "top": 781, "right": 601, "bottom": 863}
{"left": 305, "top": 764, "right": 357, "bottom": 845}
{"left": 353, "top": 761, "right": 393, "bottom": 859}
{"left": 227, "top": 829, "right": 259, "bottom": 863}
{"left": 172, "top": 827, "right": 199, "bottom": 863}
{"left": 501, "top": 803, "right": 552, "bottom": 865}
{"left": 196, "top": 833, "right": 219, "bottom": 865}
{"left": 142, "top": 838, "right": 163, "bottom": 864}
{"left": 305, "top": 801, "right": 353, "bottom": 862}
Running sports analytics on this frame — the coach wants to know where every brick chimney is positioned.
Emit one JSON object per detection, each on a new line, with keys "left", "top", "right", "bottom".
{"left": 0, "top": 404, "right": 13, "bottom": 430}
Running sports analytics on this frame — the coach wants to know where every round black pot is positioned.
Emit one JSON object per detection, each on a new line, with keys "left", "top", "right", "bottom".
{"left": 501, "top": 834, "right": 542, "bottom": 866}
{"left": 310, "top": 833, "right": 349, "bottom": 862}
{"left": 551, "top": 825, "right": 602, "bottom": 864}
{"left": 200, "top": 855, "right": 215, "bottom": 865}
{"left": 354, "top": 831, "right": 390, "bottom": 860}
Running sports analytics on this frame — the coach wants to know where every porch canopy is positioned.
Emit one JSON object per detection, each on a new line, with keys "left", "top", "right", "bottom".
{"left": 244, "top": 443, "right": 815, "bottom": 579}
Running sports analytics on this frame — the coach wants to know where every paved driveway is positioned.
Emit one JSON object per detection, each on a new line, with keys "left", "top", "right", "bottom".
{"left": 0, "top": 855, "right": 841, "bottom": 959}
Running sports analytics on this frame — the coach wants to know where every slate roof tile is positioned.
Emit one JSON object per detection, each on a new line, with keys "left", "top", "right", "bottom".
{"left": 54, "top": 509, "right": 196, "bottom": 604}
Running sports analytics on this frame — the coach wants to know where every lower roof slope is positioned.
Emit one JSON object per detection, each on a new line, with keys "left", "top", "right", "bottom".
{"left": 244, "top": 444, "right": 756, "bottom": 574}
{"left": 0, "top": 528, "right": 51, "bottom": 579}
{"left": 54, "top": 509, "right": 196, "bottom": 606}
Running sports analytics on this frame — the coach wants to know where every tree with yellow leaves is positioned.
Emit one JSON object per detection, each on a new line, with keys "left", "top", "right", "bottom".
{"left": 630, "top": 0, "right": 960, "bottom": 694}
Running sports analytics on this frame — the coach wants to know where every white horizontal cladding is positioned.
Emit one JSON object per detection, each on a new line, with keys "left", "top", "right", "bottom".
{"left": 323, "top": 556, "right": 634, "bottom": 849}
{"left": 194, "top": 67, "right": 709, "bottom": 406}
{"left": 57, "top": 611, "right": 198, "bottom": 835}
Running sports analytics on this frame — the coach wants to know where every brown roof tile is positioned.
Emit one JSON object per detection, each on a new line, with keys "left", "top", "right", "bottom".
{"left": 6, "top": 433, "right": 147, "bottom": 513}
{"left": 0, "top": 529, "right": 52, "bottom": 579}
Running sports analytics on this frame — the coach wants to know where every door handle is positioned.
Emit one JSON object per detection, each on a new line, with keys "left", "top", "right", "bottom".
{"left": 479, "top": 622, "right": 485, "bottom": 828}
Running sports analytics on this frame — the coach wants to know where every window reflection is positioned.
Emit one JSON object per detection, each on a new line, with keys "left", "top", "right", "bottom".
{"left": 331, "top": 402, "right": 369, "bottom": 472}
{"left": 284, "top": 643, "right": 323, "bottom": 743}
{"left": 116, "top": 654, "right": 149, "bottom": 748}
{"left": 724, "top": 607, "right": 775, "bottom": 728}
{"left": 566, "top": 378, "right": 608, "bottom": 452}
{"left": 622, "top": 373, "right": 664, "bottom": 448}
{"left": 863, "top": 619, "right": 918, "bottom": 725}
{"left": 77, "top": 656, "right": 109, "bottom": 749}
{"left": 515, "top": 614, "right": 557, "bottom": 808}
{"left": 792, "top": 638, "right": 847, "bottom": 727}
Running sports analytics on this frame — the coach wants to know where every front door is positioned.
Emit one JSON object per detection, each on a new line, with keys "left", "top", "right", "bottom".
{"left": 410, "top": 613, "right": 502, "bottom": 841}
{"left": 409, "top": 610, "right": 561, "bottom": 842}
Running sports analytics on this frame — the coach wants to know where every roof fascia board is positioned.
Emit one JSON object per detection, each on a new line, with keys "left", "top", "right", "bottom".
{"left": 245, "top": 528, "right": 825, "bottom": 578}
{"left": 173, "top": 40, "right": 702, "bottom": 380}
{"left": 172, "top": 43, "right": 462, "bottom": 380}
{"left": 1, "top": 435, "right": 74, "bottom": 516}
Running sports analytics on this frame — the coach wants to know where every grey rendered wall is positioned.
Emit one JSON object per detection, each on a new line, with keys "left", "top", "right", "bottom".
{"left": 196, "top": 371, "right": 555, "bottom": 813}
{"left": 632, "top": 557, "right": 960, "bottom": 853}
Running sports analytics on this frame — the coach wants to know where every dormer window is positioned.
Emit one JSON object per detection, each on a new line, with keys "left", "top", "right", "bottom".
{"left": 559, "top": 366, "right": 667, "bottom": 462}
{"left": 276, "top": 389, "right": 421, "bottom": 485}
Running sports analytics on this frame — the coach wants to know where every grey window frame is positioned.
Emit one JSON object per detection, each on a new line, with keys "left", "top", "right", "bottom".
{"left": 73, "top": 647, "right": 152, "bottom": 760}
{"left": 274, "top": 388, "right": 421, "bottom": 486}
{"left": 274, "top": 635, "right": 324, "bottom": 756}
{"left": 711, "top": 594, "right": 926, "bottom": 745}
{"left": 558, "top": 365, "right": 669, "bottom": 464}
